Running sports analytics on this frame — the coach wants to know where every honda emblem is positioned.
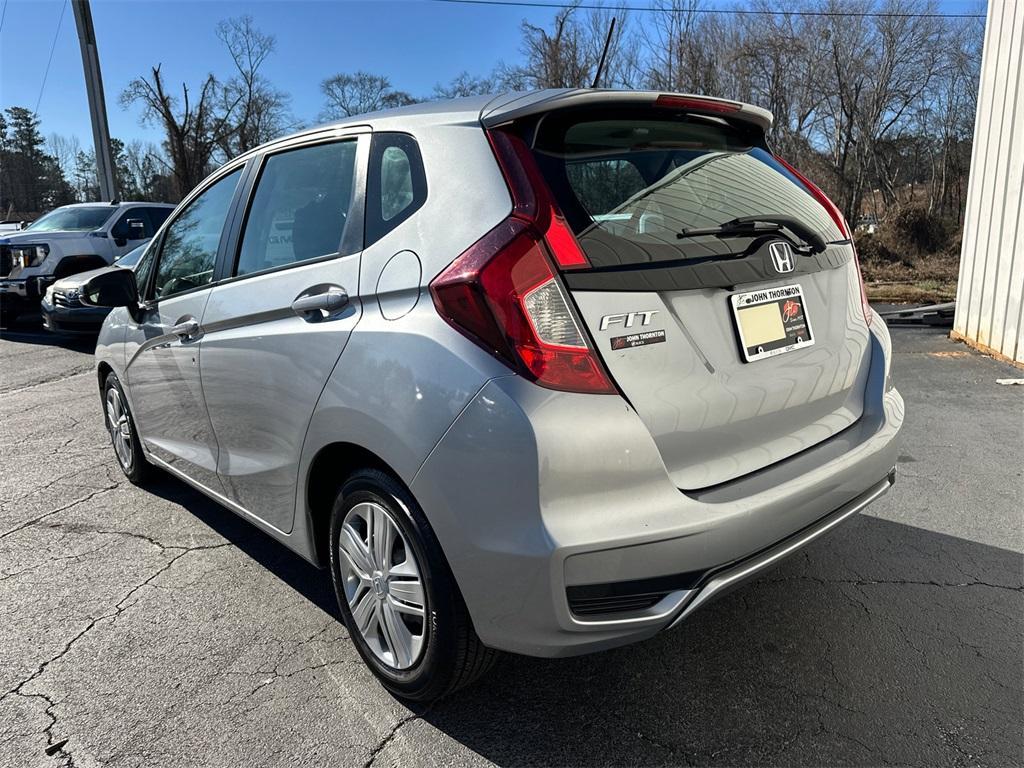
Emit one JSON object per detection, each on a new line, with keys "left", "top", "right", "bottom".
{"left": 769, "top": 241, "right": 795, "bottom": 273}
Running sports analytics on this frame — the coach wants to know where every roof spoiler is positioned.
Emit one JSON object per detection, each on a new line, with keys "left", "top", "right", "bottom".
{"left": 480, "top": 89, "right": 774, "bottom": 133}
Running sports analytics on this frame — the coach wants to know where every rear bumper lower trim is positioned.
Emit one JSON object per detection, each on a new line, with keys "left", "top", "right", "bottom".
{"left": 667, "top": 467, "right": 896, "bottom": 629}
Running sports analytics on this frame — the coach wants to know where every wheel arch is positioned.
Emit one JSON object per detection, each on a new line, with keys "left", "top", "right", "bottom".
{"left": 97, "top": 361, "right": 114, "bottom": 396}
{"left": 305, "top": 441, "right": 410, "bottom": 567}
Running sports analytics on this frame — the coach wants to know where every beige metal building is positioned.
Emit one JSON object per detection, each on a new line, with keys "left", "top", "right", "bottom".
{"left": 953, "top": 0, "right": 1024, "bottom": 366}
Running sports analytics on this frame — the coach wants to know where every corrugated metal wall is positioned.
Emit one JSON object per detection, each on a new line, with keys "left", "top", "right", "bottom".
{"left": 953, "top": 0, "right": 1024, "bottom": 365}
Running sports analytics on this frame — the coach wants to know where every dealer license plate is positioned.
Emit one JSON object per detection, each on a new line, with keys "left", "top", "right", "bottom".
{"left": 730, "top": 284, "right": 814, "bottom": 363}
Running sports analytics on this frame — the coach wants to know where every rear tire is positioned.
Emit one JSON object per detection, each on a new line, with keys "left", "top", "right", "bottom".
{"left": 103, "top": 373, "right": 154, "bottom": 485}
{"left": 329, "top": 469, "right": 498, "bottom": 701}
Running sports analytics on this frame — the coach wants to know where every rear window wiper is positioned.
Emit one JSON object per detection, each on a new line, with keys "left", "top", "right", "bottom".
{"left": 677, "top": 215, "right": 828, "bottom": 253}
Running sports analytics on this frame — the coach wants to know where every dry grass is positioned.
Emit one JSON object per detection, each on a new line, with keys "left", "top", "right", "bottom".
{"left": 865, "top": 280, "right": 957, "bottom": 303}
{"left": 858, "top": 246, "right": 960, "bottom": 304}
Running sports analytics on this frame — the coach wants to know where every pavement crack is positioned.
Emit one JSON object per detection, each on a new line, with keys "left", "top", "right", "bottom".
{"left": 13, "top": 689, "right": 73, "bottom": 767}
{"left": 0, "top": 542, "right": 233, "bottom": 706}
{"left": 38, "top": 521, "right": 173, "bottom": 552}
{"left": 363, "top": 709, "right": 430, "bottom": 768}
{"left": 762, "top": 575, "right": 1023, "bottom": 592}
{"left": 0, "top": 368, "right": 94, "bottom": 396}
{"left": 0, "top": 484, "right": 119, "bottom": 541}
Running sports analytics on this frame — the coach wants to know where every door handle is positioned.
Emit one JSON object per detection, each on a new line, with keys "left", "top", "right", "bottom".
{"left": 291, "top": 287, "right": 349, "bottom": 318}
{"left": 171, "top": 319, "right": 200, "bottom": 339}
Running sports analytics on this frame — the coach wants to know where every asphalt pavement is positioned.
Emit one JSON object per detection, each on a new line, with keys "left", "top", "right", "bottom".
{"left": 1, "top": 314, "right": 1021, "bottom": 768}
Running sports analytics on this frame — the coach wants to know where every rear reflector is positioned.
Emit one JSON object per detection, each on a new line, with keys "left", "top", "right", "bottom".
{"left": 775, "top": 155, "right": 873, "bottom": 327}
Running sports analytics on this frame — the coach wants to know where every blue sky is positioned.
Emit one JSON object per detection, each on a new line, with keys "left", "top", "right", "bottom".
{"left": 0, "top": 0, "right": 987, "bottom": 151}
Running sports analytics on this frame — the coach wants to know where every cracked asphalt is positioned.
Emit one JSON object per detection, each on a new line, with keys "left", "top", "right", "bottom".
{"left": 1, "top": 315, "right": 1021, "bottom": 768}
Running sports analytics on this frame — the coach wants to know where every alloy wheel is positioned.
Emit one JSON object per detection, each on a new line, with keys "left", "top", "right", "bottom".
{"left": 105, "top": 387, "right": 134, "bottom": 472}
{"left": 338, "top": 501, "right": 427, "bottom": 670}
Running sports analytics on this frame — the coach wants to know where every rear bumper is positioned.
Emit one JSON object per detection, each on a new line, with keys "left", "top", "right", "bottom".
{"left": 665, "top": 468, "right": 895, "bottom": 629}
{"left": 412, "top": 322, "right": 903, "bottom": 657}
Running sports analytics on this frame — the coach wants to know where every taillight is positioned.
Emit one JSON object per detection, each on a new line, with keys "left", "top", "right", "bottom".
{"left": 775, "top": 155, "right": 873, "bottom": 327}
{"left": 429, "top": 131, "right": 616, "bottom": 394}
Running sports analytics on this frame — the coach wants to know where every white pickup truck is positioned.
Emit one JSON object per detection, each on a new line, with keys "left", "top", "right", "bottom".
{"left": 0, "top": 201, "right": 174, "bottom": 325}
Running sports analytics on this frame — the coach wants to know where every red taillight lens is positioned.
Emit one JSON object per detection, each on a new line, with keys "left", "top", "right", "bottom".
{"left": 775, "top": 155, "right": 873, "bottom": 327}
{"left": 430, "top": 217, "right": 616, "bottom": 394}
{"left": 486, "top": 129, "right": 590, "bottom": 270}
{"left": 428, "top": 126, "right": 614, "bottom": 393}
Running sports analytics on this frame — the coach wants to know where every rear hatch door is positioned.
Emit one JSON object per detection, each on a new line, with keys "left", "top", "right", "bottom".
{"left": 520, "top": 103, "right": 872, "bottom": 489}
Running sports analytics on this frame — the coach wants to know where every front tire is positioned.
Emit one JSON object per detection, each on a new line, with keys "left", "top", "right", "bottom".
{"left": 103, "top": 373, "right": 153, "bottom": 485}
{"left": 329, "top": 469, "right": 497, "bottom": 700}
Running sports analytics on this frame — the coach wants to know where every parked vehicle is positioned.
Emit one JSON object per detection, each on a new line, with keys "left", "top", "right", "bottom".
{"left": 0, "top": 201, "right": 173, "bottom": 326}
{"left": 85, "top": 90, "right": 903, "bottom": 701}
{"left": 40, "top": 243, "right": 148, "bottom": 334}
{"left": 0, "top": 220, "right": 29, "bottom": 234}
{"left": 856, "top": 214, "right": 879, "bottom": 235}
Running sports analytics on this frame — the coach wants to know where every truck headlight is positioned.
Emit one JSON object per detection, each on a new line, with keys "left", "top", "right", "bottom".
{"left": 12, "top": 244, "right": 49, "bottom": 268}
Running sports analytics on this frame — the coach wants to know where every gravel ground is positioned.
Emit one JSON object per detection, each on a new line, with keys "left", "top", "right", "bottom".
{"left": 1, "top": 315, "right": 1021, "bottom": 768}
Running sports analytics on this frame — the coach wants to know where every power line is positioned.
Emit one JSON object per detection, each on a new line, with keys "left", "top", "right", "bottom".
{"left": 0, "top": 0, "right": 8, "bottom": 36}
{"left": 429, "top": 0, "right": 985, "bottom": 19}
{"left": 34, "top": 0, "right": 69, "bottom": 117}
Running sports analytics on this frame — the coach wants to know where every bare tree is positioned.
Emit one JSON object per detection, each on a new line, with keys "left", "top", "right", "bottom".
{"left": 433, "top": 72, "right": 497, "bottom": 100}
{"left": 215, "top": 15, "right": 292, "bottom": 157}
{"left": 320, "top": 72, "right": 416, "bottom": 119}
{"left": 817, "top": 0, "right": 945, "bottom": 220}
{"left": 640, "top": 0, "right": 735, "bottom": 95}
{"left": 518, "top": 4, "right": 632, "bottom": 89}
{"left": 121, "top": 65, "right": 240, "bottom": 199}
{"left": 46, "top": 133, "right": 81, "bottom": 192}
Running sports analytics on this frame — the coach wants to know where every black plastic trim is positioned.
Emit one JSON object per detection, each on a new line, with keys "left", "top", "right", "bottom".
{"left": 563, "top": 240, "right": 852, "bottom": 292}
{"left": 567, "top": 569, "right": 705, "bottom": 617}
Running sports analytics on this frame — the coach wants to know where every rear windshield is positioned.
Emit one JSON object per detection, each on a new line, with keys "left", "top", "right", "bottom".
{"left": 25, "top": 206, "right": 115, "bottom": 233}
{"left": 531, "top": 109, "right": 844, "bottom": 268}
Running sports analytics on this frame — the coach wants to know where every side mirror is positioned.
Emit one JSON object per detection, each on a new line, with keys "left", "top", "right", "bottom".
{"left": 111, "top": 218, "right": 145, "bottom": 243}
{"left": 80, "top": 267, "right": 139, "bottom": 308}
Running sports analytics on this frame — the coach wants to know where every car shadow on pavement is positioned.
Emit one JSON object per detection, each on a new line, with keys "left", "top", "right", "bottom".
{"left": 419, "top": 514, "right": 1023, "bottom": 766}
{"left": 142, "top": 474, "right": 339, "bottom": 618}
{"left": 144, "top": 469, "right": 1022, "bottom": 766}
{"left": 0, "top": 315, "right": 98, "bottom": 352}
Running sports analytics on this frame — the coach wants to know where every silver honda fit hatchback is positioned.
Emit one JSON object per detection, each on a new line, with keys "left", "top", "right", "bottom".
{"left": 86, "top": 90, "right": 902, "bottom": 700}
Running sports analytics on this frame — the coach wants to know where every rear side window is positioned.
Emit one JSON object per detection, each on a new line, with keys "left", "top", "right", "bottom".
{"left": 235, "top": 140, "right": 358, "bottom": 277}
{"left": 366, "top": 133, "right": 426, "bottom": 246}
{"left": 531, "top": 110, "right": 844, "bottom": 268}
{"left": 152, "top": 169, "right": 241, "bottom": 299}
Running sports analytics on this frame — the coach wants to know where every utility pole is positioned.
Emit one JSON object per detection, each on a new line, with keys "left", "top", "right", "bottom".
{"left": 71, "top": 0, "right": 116, "bottom": 201}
